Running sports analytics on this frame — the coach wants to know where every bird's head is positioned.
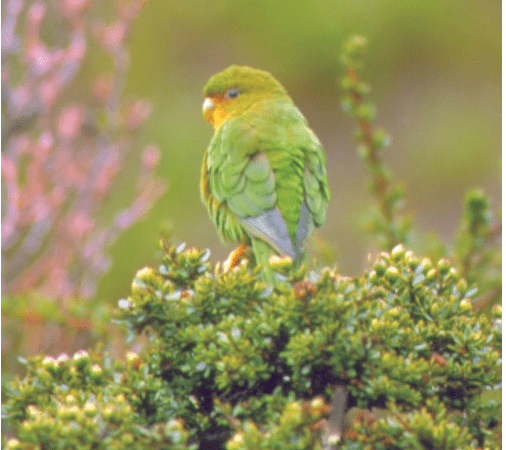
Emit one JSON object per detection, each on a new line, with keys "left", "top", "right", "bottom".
{"left": 202, "top": 65, "right": 287, "bottom": 130}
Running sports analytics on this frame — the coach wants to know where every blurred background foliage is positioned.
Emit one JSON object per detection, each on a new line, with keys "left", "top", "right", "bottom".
{"left": 102, "top": 0, "right": 500, "bottom": 304}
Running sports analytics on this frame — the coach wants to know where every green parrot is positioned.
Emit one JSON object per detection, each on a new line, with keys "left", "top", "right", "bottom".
{"left": 201, "top": 65, "right": 330, "bottom": 281}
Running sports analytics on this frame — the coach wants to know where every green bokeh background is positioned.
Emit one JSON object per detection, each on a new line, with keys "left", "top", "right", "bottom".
{"left": 97, "top": 0, "right": 501, "bottom": 304}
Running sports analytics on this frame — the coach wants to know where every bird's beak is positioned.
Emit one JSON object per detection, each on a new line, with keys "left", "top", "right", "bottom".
{"left": 202, "top": 97, "right": 215, "bottom": 122}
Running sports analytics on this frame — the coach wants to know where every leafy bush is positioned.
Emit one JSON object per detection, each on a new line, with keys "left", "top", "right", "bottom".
{"left": 3, "top": 242, "right": 501, "bottom": 449}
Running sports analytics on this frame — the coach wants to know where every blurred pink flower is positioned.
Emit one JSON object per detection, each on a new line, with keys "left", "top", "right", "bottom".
{"left": 10, "top": 84, "right": 31, "bottom": 114}
{"left": 27, "top": 2, "right": 45, "bottom": 27}
{"left": 67, "top": 33, "right": 86, "bottom": 61}
{"left": 107, "top": 21, "right": 127, "bottom": 48}
{"left": 92, "top": 151, "right": 120, "bottom": 195}
{"left": 141, "top": 145, "right": 161, "bottom": 169}
{"left": 32, "top": 200, "right": 50, "bottom": 222}
{"left": 29, "top": 44, "right": 52, "bottom": 74}
{"left": 2, "top": 158, "right": 18, "bottom": 181}
{"left": 126, "top": 100, "right": 152, "bottom": 130}
{"left": 49, "top": 186, "right": 66, "bottom": 208}
{"left": 58, "top": 0, "right": 90, "bottom": 18}
{"left": 93, "top": 74, "right": 113, "bottom": 102}
{"left": 68, "top": 211, "right": 95, "bottom": 239}
{"left": 36, "top": 132, "right": 54, "bottom": 159}
{"left": 2, "top": 0, "right": 165, "bottom": 302}
{"left": 120, "top": 0, "right": 147, "bottom": 21}
{"left": 58, "top": 106, "right": 85, "bottom": 139}
{"left": 2, "top": 67, "right": 10, "bottom": 83}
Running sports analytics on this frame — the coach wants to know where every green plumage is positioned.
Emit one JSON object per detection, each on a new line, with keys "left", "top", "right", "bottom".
{"left": 201, "top": 66, "right": 330, "bottom": 280}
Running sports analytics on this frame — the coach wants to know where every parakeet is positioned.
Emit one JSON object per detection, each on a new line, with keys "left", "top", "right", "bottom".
{"left": 201, "top": 65, "right": 329, "bottom": 280}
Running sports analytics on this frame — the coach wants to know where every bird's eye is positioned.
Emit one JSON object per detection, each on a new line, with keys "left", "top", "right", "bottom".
{"left": 225, "top": 88, "right": 239, "bottom": 99}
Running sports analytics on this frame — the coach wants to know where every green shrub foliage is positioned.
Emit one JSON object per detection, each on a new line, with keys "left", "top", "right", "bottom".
{"left": 4, "top": 243, "right": 501, "bottom": 449}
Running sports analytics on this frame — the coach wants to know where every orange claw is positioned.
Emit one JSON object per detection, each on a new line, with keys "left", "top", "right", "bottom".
{"left": 223, "top": 243, "right": 247, "bottom": 272}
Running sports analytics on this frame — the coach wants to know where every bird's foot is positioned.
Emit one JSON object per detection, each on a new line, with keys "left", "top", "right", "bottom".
{"left": 223, "top": 243, "right": 247, "bottom": 272}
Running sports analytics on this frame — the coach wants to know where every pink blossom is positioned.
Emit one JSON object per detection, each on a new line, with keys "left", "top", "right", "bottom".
{"left": 2, "top": 0, "right": 24, "bottom": 52}
{"left": 141, "top": 145, "right": 161, "bottom": 169}
{"left": 59, "top": 0, "right": 90, "bottom": 17}
{"left": 26, "top": 157, "right": 46, "bottom": 202}
{"left": 6, "top": 0, "right": 24, "bottom": 16}
{"left": 27, "top": 2, "right": 45, "bottom": 27}
{"left": 32, "top": 200, "right": 50, "bottom": 221}
{"left": 39, "top": 78, "right": 59, "bottom": 108}
{"left": 2, "top": 17, "right": 19, "bottom": 52}
{"left": 2, "top": 221, "right": 16, "bottom": 243}
{"left": 54, "top": 148, "right": 86, "bottom": 188}
{"left": 49, "top": 186, "right": 66, "bottom": 208}
{"left": 1, "top": 158, "right": 18, "bottom": 181}
{"left": 2, "top": 66, "right": 10, "bottom": 83}
{"left": 2, "top": 0, "right": 163, "bottom": 302}
{"left": 58, "top": 106, "right": 85, "bottom": 139}
{"left": 30, "top": 44, "right": 52, "bottom": 74}
{"left": 93, "top": 74, "right": 113, "bottom": 102}
{"left": 45, "top": 265, "right": 67, "bottom": 298}
{"left": 68, "top": 211, "right": 95, "bottom": 239}
{"left": 1, "top": 159, "right": 20, "bottom": 242}
{"left": 103, "top": 21, "right": 128, "bottom": 50}
{"left": 10, "top": 84, "right": 31, "bottom": 114}
{"left": 82, "top": 233, "right": 106, "bottom": 261}
{"left": 11, "top": 135, "right": 31, "bottom": 155}
{"left": 37, "top": 132, "right": 54, "bottom": 158}
{"left": 126, "top": 100, "right": 152, "bottom": 130}
{"left": 53, "top": 49, "right": 65, "bottom": 66}
{"left": 120, "top": 0, "right": 147, "bottom": 20}
{"left": 92, "top": 151, "right": 120, "bottom": 195}
{"left": 115, "top": 209, "right": 135, "bottom": 228}
{"left": 67, "top": 33, "right": 87, "bottom": 62}
{"left": 25, "top": 3, "right": 45, "bottom": 59}
{"left": 115, "top": 181, "right": 165, "bottom": 229}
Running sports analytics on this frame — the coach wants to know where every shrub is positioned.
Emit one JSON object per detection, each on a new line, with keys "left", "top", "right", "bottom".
{"left": 3, "top": 243, "right": 501, "bottom": 449}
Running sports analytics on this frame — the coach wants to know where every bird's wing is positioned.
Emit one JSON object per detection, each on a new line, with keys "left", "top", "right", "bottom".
{"left": 206, "top": 113, "right": 297, "bottom": 258}
{"left": 206, "top": 100, "right": 329, "bottom": 260}
{"left": 298, "top": 126, "right": 330, "bottom": 251}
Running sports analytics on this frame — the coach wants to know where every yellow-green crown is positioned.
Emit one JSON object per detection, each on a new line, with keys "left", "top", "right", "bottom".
{"left": 203, "top": 65, "right": 287, "bottom": 97}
